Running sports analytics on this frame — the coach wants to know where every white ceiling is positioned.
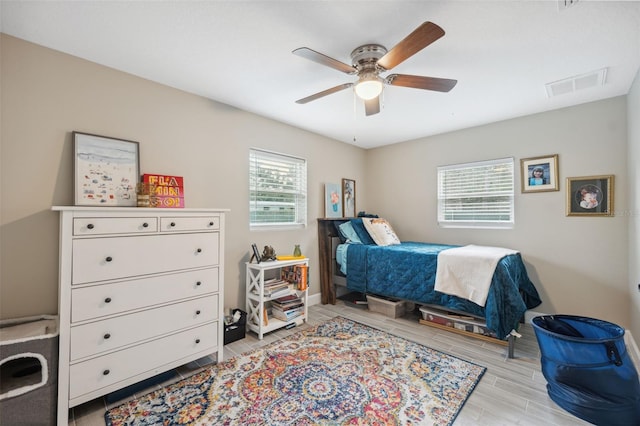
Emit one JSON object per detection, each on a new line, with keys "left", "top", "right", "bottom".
{"left": 2, "top": 1, "right": 639, "bottom": 149}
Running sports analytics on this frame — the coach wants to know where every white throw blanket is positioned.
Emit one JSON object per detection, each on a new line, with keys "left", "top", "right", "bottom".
{"left": 434, "top": 245, "right": 518, "bottom": 307}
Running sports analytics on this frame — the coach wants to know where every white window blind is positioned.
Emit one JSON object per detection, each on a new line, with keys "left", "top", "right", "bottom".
{"left": 437, "top": 157, "right": 514, "bottom": 228}
{"left": 249, "top": 148, "right": 307, "bottom": 229}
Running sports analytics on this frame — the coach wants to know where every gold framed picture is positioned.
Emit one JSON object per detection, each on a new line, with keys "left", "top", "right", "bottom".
{"left": 520, "top": 154, "right": 559, "bottom": 193}
{"left": 566, "top": 175, "right": 614, "bottom": 217}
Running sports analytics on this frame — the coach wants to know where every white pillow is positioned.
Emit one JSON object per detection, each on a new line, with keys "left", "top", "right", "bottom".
{"left": 362, "top": 218, "right": 401, "bottom": 246}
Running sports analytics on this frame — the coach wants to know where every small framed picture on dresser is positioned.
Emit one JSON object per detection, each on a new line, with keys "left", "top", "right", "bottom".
{"left": 73, "top": 131, "right": 140, "bottom": 206}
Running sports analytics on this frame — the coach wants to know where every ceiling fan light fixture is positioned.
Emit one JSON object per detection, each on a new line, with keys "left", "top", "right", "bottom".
{"left": 293, "top": 23, "right": 454, "bottom": 115}
{"left": 354, "top": 75, "right": 383, "bottom": 100}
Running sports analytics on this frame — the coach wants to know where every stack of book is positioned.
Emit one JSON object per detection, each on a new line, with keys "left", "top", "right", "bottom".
{"left": 271, "top": 294, "right": 304, "bottom": 322}
{"left": 280, "top": 264, "right": 309, "bottom": 291}
{"left": 257, "top": 278, "right": 292, "bottom": 299}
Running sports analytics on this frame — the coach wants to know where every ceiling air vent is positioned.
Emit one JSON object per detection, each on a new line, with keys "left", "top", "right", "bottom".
{"left": 545, "top": 68, "right": 607, "bottom": 98}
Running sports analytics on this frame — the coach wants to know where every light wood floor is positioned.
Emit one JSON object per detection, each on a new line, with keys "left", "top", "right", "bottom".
{"left": 70, "top": 302, "right": 593, "bottom": 426}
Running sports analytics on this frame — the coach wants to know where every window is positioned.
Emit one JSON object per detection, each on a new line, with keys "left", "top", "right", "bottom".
{"left": 437, "top": 157, "right": 514, "bottom": 228}
{"left": 249, "top": 148, "right": 307, "bottom": 229}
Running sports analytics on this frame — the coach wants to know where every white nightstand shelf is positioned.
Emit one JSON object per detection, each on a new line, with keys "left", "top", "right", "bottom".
{"left": 246, "top": 258, "right": 309, "bottom": 339}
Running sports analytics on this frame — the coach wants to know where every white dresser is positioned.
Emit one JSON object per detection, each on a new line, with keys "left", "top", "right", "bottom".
{"left": 52, "top": 207, "right": 226, "bottom": 425}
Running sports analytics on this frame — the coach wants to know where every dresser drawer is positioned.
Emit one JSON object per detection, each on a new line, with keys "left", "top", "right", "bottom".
{"left": 73, "top": 217, "right": 158, "bottom": 235}
{"left": 160, "top": 216, "right": 220, "bottom": 232}
{"left": 69, "top": 322, "right": 218, "bottom": 400}
{"left": 72, "top": 233, "right": 219, "bottom": 284}
{"left": 70, "top": 295, "right": 218, "bottom": 361}
{"left": 71, "top": 268, "right": 218, "bottom": 322}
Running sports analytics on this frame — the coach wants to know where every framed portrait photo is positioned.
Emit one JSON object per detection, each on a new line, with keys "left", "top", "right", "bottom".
{"left": 521, "top": 154, "right": 559, "bottom": 193}
{"left": 74, "top": 132, "right": 140, "bottom": 206}
{"left": 324, "top": 182, "right": 342, "bottom": 218}
{"left": 566, "top": 175, "right": 614, "bottom": 217}
{"left": 342, "top": 178, "right": 356, "bottom": 218}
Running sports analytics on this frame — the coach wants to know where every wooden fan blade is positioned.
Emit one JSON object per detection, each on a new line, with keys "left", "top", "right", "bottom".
{"left": 364, "top": 97, "right": 380, "bottom": 116}
{"left": 377, "top": 22, "right": 445, "bottom": 71}
{"left": 386, "top": 74, "right": 457, "bottom": 92}
{"left": 295, "top": 83, "right": 354, "bottom": 104}
{"left": 293, "top": 47, "right": 357, "bottom": 74}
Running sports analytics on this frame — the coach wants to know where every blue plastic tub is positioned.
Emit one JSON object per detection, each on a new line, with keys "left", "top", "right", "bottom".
{"left": 532, "top": 315, "right": 640, "bottom": 426}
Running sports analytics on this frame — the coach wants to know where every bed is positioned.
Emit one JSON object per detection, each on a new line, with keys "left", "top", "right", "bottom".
{"left": 317, "top": 218, "right": 542, "bottom": 355}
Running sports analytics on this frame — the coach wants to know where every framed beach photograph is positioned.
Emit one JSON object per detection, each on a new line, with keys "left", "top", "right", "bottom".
{"left": 521, "top": 154, "right": 559, "bottom": 193}
{"left": 324, "top": 182, "right": 342, "bottom": 218}
{"left": 342, "top": 178, "right": 356, "bottom": 218}
{"left": 566, "top": 175, "right": 614, "bottom": 217}
{"left": 74, "top": 131, "right": 140, "bottom": 206}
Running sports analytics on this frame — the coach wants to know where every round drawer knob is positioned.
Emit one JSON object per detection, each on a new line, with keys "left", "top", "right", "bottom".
{"left": 104, "top": 297, "right": 112, "bottom": 303}
{"left": 142, "top": 222, "right": 149, "bottom": 228}
{"left": 196, "top": 310, "right": 201, "bottom": 315}
{"left": 196, "top": 281, "right": 202, "bottom": 286}
{"left": 103, "top": 369, "right": 110, "bottom": 376}
{"left": 170, "top": 222, "right": 176, "bottom": 227}
{"left": 195, "top": 339, "right": 201, "bottom": 344}
{"left": 87, "top": 224, "right": 94, "bottom": 230}
{"left": 196, "top": 248, "right": 202, "bottom": 253}
{"left": 104, "top": 333, "right": 111, "bottom": 339}
{"left": 209, "top": 221, "right": 214, "bottom": 226}
{"left": 105, "top": 256, "right": 113, "bottom": 262}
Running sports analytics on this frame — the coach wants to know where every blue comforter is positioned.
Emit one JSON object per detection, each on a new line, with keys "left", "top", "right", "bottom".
{"left": 344, "top": 242, "right": 542, "bottom": 340}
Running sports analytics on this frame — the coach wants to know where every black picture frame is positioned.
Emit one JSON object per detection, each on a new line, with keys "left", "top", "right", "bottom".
{"left": 73, "top": 131, "right": 140, "bottom": 206}
{"left": 251, "top": 243, "right": 261, "bottom": 263}
{"left": 342, "top": 178, "right": 356, "bottom": 218}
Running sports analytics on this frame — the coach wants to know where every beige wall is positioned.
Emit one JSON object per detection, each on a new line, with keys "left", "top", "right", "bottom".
{"left": 0, "top": 34, "right": 367, "bottom": 319}
{"left": 629, "top": 68, "right": 640, "bottom": 339}
{"left": 365, "top": 97, "right": 631, "bottom": 329}
{"left": 1, "top": 34, "right": 637, "bottom": 337}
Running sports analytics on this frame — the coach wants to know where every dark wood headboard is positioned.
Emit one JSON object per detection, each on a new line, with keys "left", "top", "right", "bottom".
{"left": 317, "top": 218, "right": 352, "bottom": 304}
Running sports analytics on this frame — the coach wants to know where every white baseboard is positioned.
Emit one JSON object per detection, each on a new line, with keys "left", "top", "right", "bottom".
{"left": 625, "top": 330, "right": 640, "bottom": 370}
{"left": 307, "top": 292, "right": 322, "bottom": 306}
{"left": 524, "top": 309, "right": 546, "bottom": 324}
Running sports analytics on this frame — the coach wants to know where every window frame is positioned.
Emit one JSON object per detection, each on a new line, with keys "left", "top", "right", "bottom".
{"left": 249, "top": 148, "right": 307, "bottom": 230}
{"left": 437, "top": 157, "right": 515, "bottom": 229}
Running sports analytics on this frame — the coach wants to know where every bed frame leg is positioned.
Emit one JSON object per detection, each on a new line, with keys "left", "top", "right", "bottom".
{"left": 508, "top": 334, "right": 516, "bottom": 358}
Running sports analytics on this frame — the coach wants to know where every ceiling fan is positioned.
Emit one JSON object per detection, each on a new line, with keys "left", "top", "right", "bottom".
{"left": 293, "top": 21, "right": 457, "bottom": 116}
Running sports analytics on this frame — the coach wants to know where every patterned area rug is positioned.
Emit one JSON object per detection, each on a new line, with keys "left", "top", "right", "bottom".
{"left": 105, "top": 317, "right": 485, "bottom": 425}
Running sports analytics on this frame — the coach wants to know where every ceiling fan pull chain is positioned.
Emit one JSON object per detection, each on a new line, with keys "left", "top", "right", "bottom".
{"left": 353, "top": 91, "right": 357, "bottom": 115}
{"left": 352, "top": 92, "right": 358, "bottom": 144}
